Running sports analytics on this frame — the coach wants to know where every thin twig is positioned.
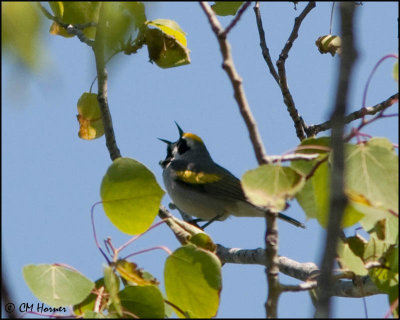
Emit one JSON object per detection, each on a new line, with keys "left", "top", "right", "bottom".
{"left": 276, "top": 1, "right": 316, "bottom": 141}
{"left": 315, "top": 3, "right": 358, "bottom": 318}
{"left": 93, "top": 3, "right": 121, "bottom": 161}
{"left": 329, "top": 2, "right": 336, "bottom": 34}
{"left": 253, "top": 2, "right": 280, "bottom": 84}
{"left": 199, "top": 2, "right": 281, "bottom": 317}
{"left": 306, "top": 92, "right": 398, "bottom": 137}
{"left": 223, "top": 1, "right": 252, "bottom": 36}
{"left": 199, "top": 1, "right": 268, "bottom": 164}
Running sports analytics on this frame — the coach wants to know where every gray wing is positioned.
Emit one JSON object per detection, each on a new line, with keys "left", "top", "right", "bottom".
{"left": 169, "top": 159, "right": 247, "bottom": 202}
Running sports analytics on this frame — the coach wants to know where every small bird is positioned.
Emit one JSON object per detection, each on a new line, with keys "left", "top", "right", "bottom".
{"left": 159, "top": 122, "right": 305, "bottom": 228}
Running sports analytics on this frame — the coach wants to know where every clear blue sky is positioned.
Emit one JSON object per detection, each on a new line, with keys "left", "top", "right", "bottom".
{"left": 2, "top": 2, "right": 398, "bottom": 318}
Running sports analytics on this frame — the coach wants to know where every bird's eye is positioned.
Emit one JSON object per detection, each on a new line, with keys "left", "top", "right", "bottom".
{"left": 177, "top": 138, "right": 190, "bottom": 154}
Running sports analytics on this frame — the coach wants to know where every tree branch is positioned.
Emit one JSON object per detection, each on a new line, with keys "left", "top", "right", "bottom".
{"left": 306, "top": 93, "right": 398, "bottom": 136}
{"left": 315, "top": 3, "right": 358, "bottom": 318}
{"left": 223, "top": 1, "right": 252, "bottom": 36}
{"left": 199, "top": 1, "right": 268, "bottom": 165}
{"left": 93, "top": 3, "right": 121, "bottom": 161}
{"left": 253, "top": 2, "right": 280, "bottom": 84}
{"left": 276, "top": 1, "right": 316, "bottom": 141}
{"left": 264, "top": 213, "right": 280, "bottom": 318}
{"left": 216, "top": 245, "right": 382, "bottom": 298}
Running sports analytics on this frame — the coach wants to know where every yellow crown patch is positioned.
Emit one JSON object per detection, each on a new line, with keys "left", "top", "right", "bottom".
{"left": 176, "top": 170, "right": 221, "bottom": 184}
{"left": 183, "top": 132, "right": 203, "bottom": 143}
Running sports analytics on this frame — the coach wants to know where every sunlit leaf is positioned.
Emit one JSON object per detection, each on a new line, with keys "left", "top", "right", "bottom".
{"left": 337, "top": 240, "right": 368, "bottom": 275}
{"left": 393, "top": 60, "right": 398, "bottom": 82}
{"left": 49, "top": 1, "right": 100, "bottom": 39}
{"left": 345, "top": 138, "right": 398, "bottom": 213}
{"left": 119, "top": 285, "right": 165, "bottom": 318}
{"left": 100, "top": 157, "right": 165, "bottom": 235}
{"left": 23, "top": 264, "right": 94, "bottom": 307}
{"left": 77, "top": 92, "right": 104, "bottom": 140}
{"left": 2, "top": 2, "right": 43, "bottom": 69}
{"left": 296, "top": 161, "right": 364, "bottom": 228}
{"left": 189, "top": 233, "right": 217, "bottom": 252}
{"left": 242, "top": 164, "right": 305, "bottom": 212}
{"left": 164, "top": 245, "right": 222, "bottom": 318}
{"left": 73, "top": 278, "right": 105, "bottom": 316}
{"left": 211, "top": 2, "right": 244, "bottom": 16}
{"left": 104, "top": 266, "right": 122, "bottom": 317}
{"left": 315, "top": 35, "right": 341, "bottom": 56}
{"left": 115, "top": 259, "right": 159, "bottom": 286}
{"left": 144, "top": 19, "right": 190, "bottom": 69}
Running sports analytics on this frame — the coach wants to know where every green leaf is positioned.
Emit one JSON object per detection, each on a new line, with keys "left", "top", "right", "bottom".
{"left": 115, "top": 259, "right": 159, "bottom": 286}
{"left": 347, "top": 235, "right": 368, "bottom": 258}
{"left": 77, "top": 92, "right": 104, "bottom": 140}
{"left": 357, "top": 204, "right": 398, "bottom": 244}
{"left": 189, "top": 233, "right": 217, "bottom": 252}
{"left": 337, "top": 240, "right": 368, "bottom": 275}
{"left": 49, "top": 1, "right": 100, "bottom": 39}
{"left": 164, "top": 245, "right": 222, "bottom": 318}
{"left": 82, "top": 311, "right": 107, "bottom": 318}
{"left": 119, "top": 285, "right": 165, "bottom": 318}
{"left": 147, "top": 19, "right": 186, "bottom": 47}
{"left": 121, "top": 2, "right": 146, "bottom": 28}
{"left": 393, "top": 60, "right": 398, "bottom": 82}
{"left": 104, "top": 266, "right": 122, "bottom": 317}
{"left": 144, "top": 19, "right": 191, "bottom": 68}
{"left": 23, "top": 264, "right": 94, "bottom": 307}
{"left": 73, "top": 278, "right": 105, "bottom": 316}
{"left": 242, "top": 164, "right": 305, "bottom": 212}
{"left": 345, "top": 138, "right": 398, "bottom": 213}
{"left": 211, "top": 2, "right": 244, "bottom": 16}
{"left": 291, "top": 137, "right": 331, "bottom": 176}
{"left": 388, "top": 284, "right": 399, "bottom": 317}
{"left": 363, "top": 236, "right": 398, "bottom": 295}
{"left": 2, "top": 2, "right": 43, "bottom": 69}
{"left": 296, "top": 161, "right": 364, "bottom": 228}
{"left": 101, "top": 2, "right": 144, "bottom": 55}
{"left": 100, "top": 157, "right": 165, "bottom": 235}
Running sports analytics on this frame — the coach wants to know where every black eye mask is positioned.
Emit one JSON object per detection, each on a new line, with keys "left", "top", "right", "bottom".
{"left": 177, "top": 138, "right": 190, "bottom": 155}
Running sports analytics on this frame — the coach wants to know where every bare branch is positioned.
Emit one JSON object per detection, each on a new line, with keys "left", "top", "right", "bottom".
{"left": 306, "top": 93, "right": 399, "bottom": 136}
{"left": 264, "top": 213, "right": 280, "bottom": 318}
{"left": 276, "top": 2, "right": 316, "bottom": 141}
{"left": 223, "top": 1, "right": 252, "bottom": 36}
{"left": 281, "top": 281, "right": 317, "bottom": 292}
{"left": 199, "top": 1, "right": 268, "bottom": 165}
{"left": 158, "top": 206, "right": 193, "bottom": 246}
{"left": 267, "top": 152, "right": 320, "bottom": 163}
{"left": 315, "top": 3, "right": 358, "bottom": 318}
{"left": 253, "top": 2, "right": 280, "bottom": 84}
{"left": 93, "top": 4, "right": 121, "bottom": 161}
{"left": 216, "top": 246, "right": 382, "bottom": 298}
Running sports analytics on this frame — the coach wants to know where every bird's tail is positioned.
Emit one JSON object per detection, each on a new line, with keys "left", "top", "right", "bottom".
{"left": 278, "top": 212, "right": 306, "bottom": 228}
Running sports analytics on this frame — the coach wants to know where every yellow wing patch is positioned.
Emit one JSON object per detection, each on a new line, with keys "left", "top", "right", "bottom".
{"left": 183, "top": 132, "right": 203, "bottom": 143}
{"left": 176, "top": 170, "right": 222, "bottom": 184}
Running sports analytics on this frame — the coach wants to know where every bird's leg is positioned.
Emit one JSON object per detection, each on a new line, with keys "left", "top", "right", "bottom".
{"left": 201, "top": 214, "right": 223, "bottom": 229}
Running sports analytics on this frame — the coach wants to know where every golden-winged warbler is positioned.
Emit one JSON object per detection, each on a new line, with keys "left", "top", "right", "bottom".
{"left": 159, "top": 123, "right": 305, "bottom": 228}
